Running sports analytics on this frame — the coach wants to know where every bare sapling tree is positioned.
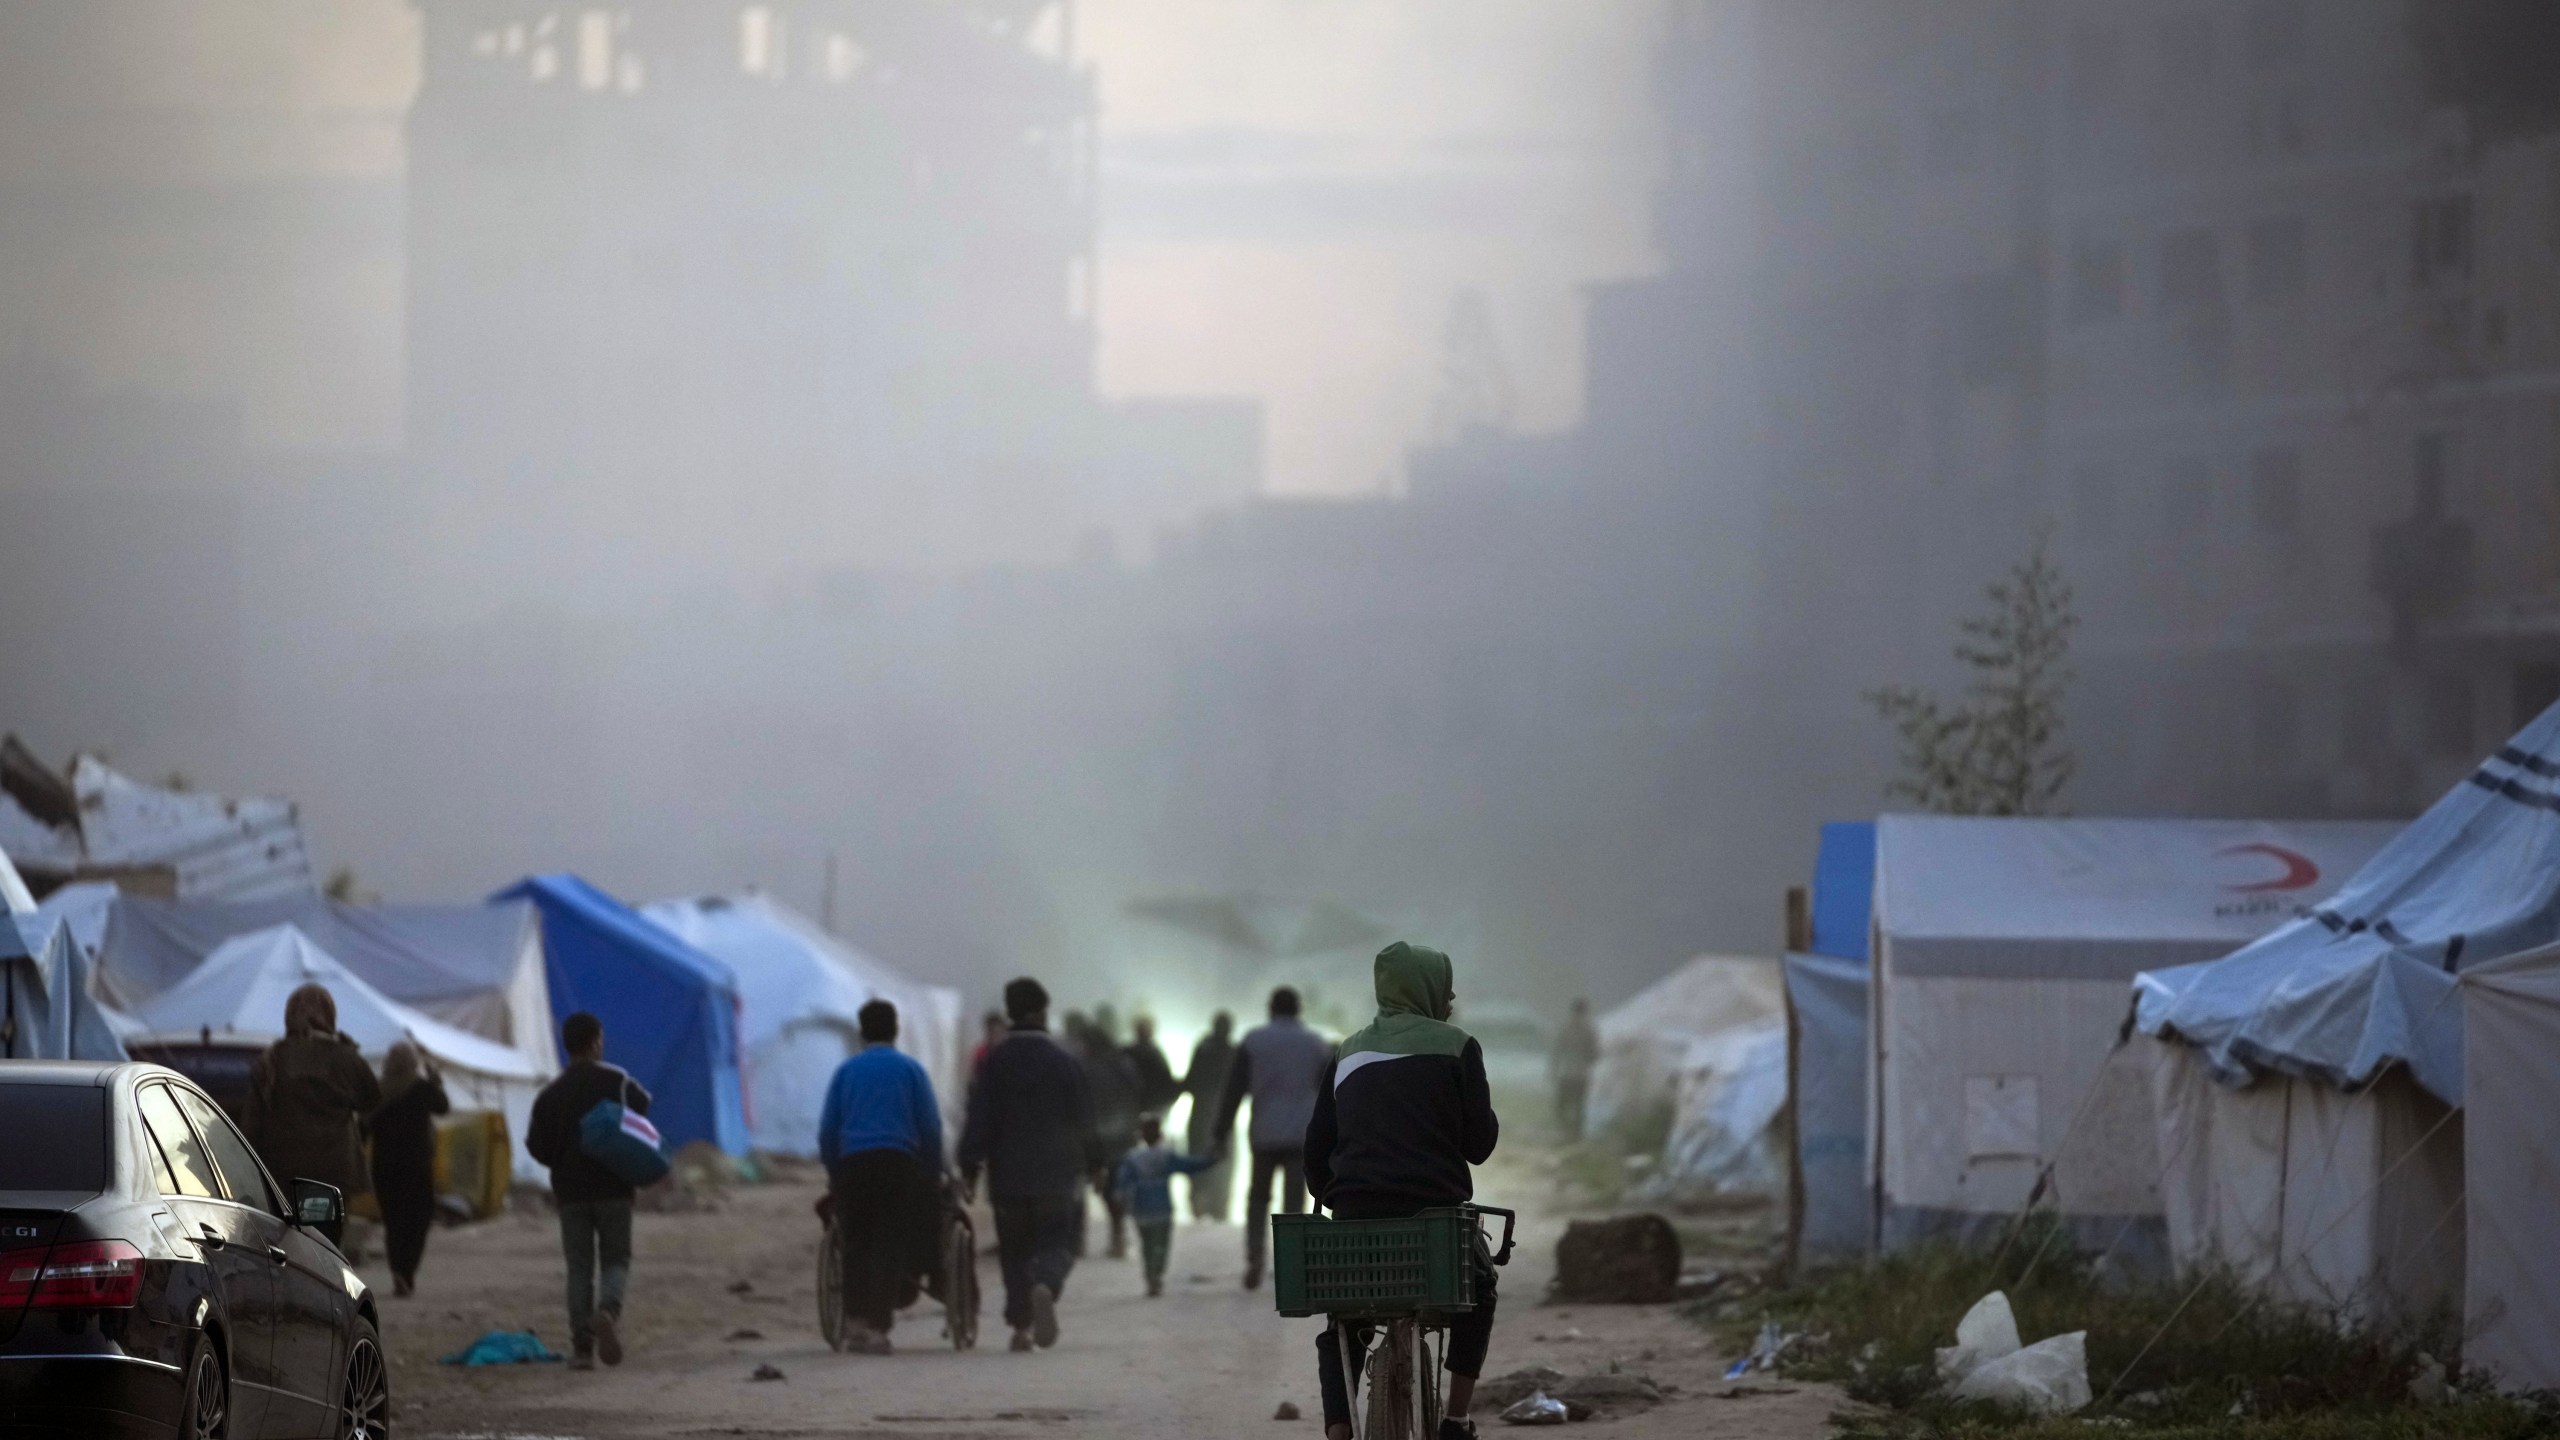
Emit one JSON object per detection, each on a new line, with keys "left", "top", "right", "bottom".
{"left": 1868, "top": 531, "right": 2078, "bottom": 815}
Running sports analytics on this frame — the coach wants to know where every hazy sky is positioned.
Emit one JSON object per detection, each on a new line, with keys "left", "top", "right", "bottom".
{"left": 1080, "top": 0, "right": 1663, "bottom": 494}
{"left": 21, "top": 0, "right": 1662, "bottom": 498}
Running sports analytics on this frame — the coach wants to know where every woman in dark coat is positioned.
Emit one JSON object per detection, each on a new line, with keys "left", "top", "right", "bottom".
{"left": 244, "top": 983, "right": 381, "bottom": 1245}
{"left": 369, "top": 1040, "right": 449, "bottom": 1296}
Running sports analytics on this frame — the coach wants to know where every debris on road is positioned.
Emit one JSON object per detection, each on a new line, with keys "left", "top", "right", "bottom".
{"left": 437, "top": 1330, "right": 563, "bottom": 1366}
{"left": 1272, "top": 1400, "right": 1301, "bottom": 1420}
{"left": 750, "top": 1363, "right": 787, "bottom": 1382}
{"left": 1549, "top": 1214, "right": 1682, "bottom": 1303}
{"left": 1478, "top": 1365, "right": 1663, "bottom": 1418}
{"left": 1497, "top": 1389, "right": 1570, "bottom": 1425}
{"left": 725, "top": 1328, "right": 763, "bottom": 1341}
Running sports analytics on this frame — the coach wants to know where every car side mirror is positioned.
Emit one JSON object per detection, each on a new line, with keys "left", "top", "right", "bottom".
{"left": 289, "top": 1179, "right": 343, "bottom": 1229}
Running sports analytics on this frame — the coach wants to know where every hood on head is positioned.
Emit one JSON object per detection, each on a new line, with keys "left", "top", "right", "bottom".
{"left": 1373, "top": 941, "right": 1453, "bottom": 1022}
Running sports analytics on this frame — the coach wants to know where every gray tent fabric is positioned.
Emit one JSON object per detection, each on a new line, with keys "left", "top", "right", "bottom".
{"left": 4, "top": 915, "right": 130, "bottom": 1060}
{"left": 1784, "top": 950, "right": 1870, "bottom": 1260}
{"left": 97, "top": 897, "right": 554, "bottom": 1075}
{"left": 2462, "top": 946, "right": 2560, "bottom": 1392}
{"left": 2135, "top": 702, "right": 2560, "bottom": 1105}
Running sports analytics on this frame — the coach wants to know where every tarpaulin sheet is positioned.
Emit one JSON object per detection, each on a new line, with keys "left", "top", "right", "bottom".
{"left": 1784, "top": 949, "right": 1869, "bottom": 1258}
{"left": 1810, "top": 822, "right": 1874, "bottom": 962}
{"left": 98, "top": 897, "right": 555, "bottom": 1080}
{"left": 2135, "top": 700, "right": 2560, "bottom": 1104}
{"left": 497, "top": 874, "right": 750, "bottom": 1157}
{"left": 643, "top": 892, "right": 965, "bottom": 1155}
{"left": 3, "top": 914, "right": 130, "bottom": 1060}
{"left": 2462, "top": 945, "right": 2560, "bottom": 1392}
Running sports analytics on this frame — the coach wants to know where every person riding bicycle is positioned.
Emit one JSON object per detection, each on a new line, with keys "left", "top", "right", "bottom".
{"left": 1304, "top": 941, "right": 1500, "bottom": 1440}
{"left": 816, "top": 998, "right": 946, "bottom": 1355}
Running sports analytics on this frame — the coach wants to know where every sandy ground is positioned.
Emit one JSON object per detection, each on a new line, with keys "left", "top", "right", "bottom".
{"left": 373, "top": 1154, "right": 1840, "bottom": 1440}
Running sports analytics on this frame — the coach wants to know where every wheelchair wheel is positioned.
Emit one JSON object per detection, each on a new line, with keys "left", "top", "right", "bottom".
{"left": 942, "top": 1214, "right": 980, "bottom": 1350}
{"left": 818, "top": 1220, "right": 847, "bottom": 1352}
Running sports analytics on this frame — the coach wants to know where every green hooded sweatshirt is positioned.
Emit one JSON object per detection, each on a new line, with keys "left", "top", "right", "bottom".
{"left": 1337, "top": 941, "right": 1473, "bottom": 1061}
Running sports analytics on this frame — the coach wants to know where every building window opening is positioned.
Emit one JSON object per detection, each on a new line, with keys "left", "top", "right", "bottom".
{"left": 578, "top": 11, "right": 614, "bottom": 91}
{"left": 2412, "top": 195, "right": 2474, "bottom": 288}
{"left": 2073, "top": 462, "right": 2116, "bottom": 545}
{"left": 825, "top": 34, "right": 869, "bottom": 81}
{"left": 2425, "top": 678, "right": 2477, "bottom": 760}
{"left": 2160, "top": 228, "right": 2222, "bottom": 312}
{"left": 2070, "top": 238, "right": 2126, "bottom": 323}
{"left": 741, "top": 6, "right": 781, "bottom": 78}
{"left": 2163, "top": 458, "right": 2212, "bottom": 538}
{"left": 2246, "top": 216, "right": 2306, "bottom": 303}
{"left": 2251, "top": 447, "right": 2302, "bottom": 536}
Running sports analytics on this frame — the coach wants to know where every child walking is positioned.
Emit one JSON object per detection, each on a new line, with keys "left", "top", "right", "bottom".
{"left": 1112, "top": 1114, "right": 1219, "bottom": 1297}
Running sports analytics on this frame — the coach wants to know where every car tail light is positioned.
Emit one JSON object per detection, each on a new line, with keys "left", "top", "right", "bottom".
{"left": 0, "top": 1241, "right": 44, "bottom": 1307}
{"left": 24, "top": 1241, "right": 145, "bottom": 1309}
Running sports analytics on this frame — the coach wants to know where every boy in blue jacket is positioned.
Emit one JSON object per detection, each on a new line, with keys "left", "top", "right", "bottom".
{"left": 1111, "top": 1113, "right": 1219, "bottom": 1297}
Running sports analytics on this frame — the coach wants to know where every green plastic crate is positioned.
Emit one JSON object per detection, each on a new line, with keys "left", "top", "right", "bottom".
{"left": 1270, "top": 1209, "right": 1481, "bottom": 1319}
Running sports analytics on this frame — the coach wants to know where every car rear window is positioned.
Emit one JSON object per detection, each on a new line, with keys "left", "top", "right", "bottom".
{"left": 0, "top": 1085, "right": 108, "bottom": 1192}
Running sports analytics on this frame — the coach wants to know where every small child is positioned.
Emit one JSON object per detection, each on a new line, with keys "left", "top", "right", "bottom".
{"left": 1111, "top": 1113, "right": 1218, "bottom": 1297}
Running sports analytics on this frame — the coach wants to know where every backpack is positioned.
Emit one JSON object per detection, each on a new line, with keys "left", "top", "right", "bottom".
{"left": 577, "top": 1072, "right": 670, "bottom": 1187}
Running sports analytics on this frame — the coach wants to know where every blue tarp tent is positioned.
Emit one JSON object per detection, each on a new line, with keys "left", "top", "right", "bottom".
{"left": 494, "top": 875, "right": 750, "bottom": 1157}
{"left": 1786, "top": 821, "right": 1874, "bottom": 1261}
{"left": 2134, "top": 700, "right": 2560, "bottom": 1105}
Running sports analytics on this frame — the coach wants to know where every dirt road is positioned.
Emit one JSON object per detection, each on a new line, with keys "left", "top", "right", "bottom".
{"left": 378, "top": 1162, "right": 1837, "bottom": 1440}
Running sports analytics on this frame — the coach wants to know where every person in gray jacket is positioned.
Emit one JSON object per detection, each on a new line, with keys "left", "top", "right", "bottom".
{"left": 1213, "top": 985, "right": 1334, "bottom": 1288}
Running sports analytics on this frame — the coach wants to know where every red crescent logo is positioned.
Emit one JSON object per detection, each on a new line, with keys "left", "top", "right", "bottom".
{"left": 2220, "top": 843, "right": 2321, "bottom": 893}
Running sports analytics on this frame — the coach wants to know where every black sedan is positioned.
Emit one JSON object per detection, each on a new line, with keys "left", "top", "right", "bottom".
{"left": 0, "top": 1060, "right": 388, "bottom": 1438}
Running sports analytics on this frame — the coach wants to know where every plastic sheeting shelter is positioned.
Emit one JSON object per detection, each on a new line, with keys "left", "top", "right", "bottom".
{"left": 96, "top": 897, "right": 557, "bottom": 1086}
{"left": 2461, "top": 945, "right": 2560, "bottom": 1392}
{"left": 643, "top": 892, "right": 966, "bottom": 1156}
{"left": 2139, "top": 1035, "right": 2461, "bottom": 1328}
{"left": 3, "top": 914, "right": 131, "bottom": 1060}
{"left": 1787, "top": 821, "right": 1875, "bottom": 1262}
{"left": 1586, "top": 955, "right": 1788, "bottom": 1199}
{"left": 1872, "top": 816, "right": 2397, "bottom": 1257}
{"left": 497, "top": 875, "right": 749, "bottom": 1157}
{"left": 129, "top": 924, "right": 550, "bottom": 1178}
{"left": 2134, "top": 703, "right": 2560, "bottom": 1104}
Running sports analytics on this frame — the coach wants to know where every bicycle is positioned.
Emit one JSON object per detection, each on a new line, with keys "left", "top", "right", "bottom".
{"left": 815, "top": 1174, "right": 981, "bottom": 1351}
{"left": 1272, "top": 1204, "right": 1516, "bottom": 1440}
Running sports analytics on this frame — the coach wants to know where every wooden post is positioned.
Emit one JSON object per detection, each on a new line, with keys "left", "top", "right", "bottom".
{"left": 1784, "top": 884, "right": 1812, "bottom": 953}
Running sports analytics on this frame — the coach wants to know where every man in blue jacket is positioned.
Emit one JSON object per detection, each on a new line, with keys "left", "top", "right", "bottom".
{"left": 817, "top": 998, "right": 946, "bottom": 1355}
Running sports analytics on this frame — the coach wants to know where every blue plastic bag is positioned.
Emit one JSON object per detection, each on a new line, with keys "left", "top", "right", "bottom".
{"left": 579, "top": 1081, "right": 672, "bottom": 1187}
{"left": 440, "top": 1330, "right": 563, "bottom": 1366}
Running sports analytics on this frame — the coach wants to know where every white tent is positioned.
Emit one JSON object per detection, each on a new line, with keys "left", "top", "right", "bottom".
{"left": 1872, "top": 816, "right": 2398, "bottom": 1257}
{"left": 130, "top": 924, "right": 549, "bottom": 1180}
{"left": 2461, "top": 945, "right": 2560, "bottom": 1391}
{"left": 643, "top": 892, "right": 966, "bottom": 1156}
{"left": 98, "top": 897, "right": 557, "bottom": 1096}
{"left": 1585, "top": 955, "right": 1788, "bottom": 1198}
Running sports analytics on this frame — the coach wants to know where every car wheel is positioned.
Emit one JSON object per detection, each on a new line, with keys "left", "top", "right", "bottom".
{"left": 337, "top": 1319, "right": 389, "bottom": 1440}
{"left": 179, "top": 1337, "right": 228, "bottom": 1440}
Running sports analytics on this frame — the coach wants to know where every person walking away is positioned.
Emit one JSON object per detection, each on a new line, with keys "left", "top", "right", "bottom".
{"left": 1306, "top": 942, "right": 1501, "bottom": 1440}
{"left": 1214, "top": 985, "right": 1332, "bottom": 1288}
{"left": 368, "top": 1040, "right": 449, "bottom": 1297}
{"left": 243, "top": 982, "right": 381, "bottom": 1248}
{"left": 958, "top": 978, "right": 1101, "bottom": 1352}
{"left": 1180, "top": 1011, "right": 1237, "bottom": 1220}
{"left": 1125, "top": 1014, "right": 1181, "bottom": 1118}
{"left": 1549, "top": 998, "right": 1600, "bottom": 1144}
{"left": 816, "top": 998, "right": 945, "bottom": 1355}
{"left": 526, "top": 1012, "right": 649, "bottom": 1371}
{"left": 1111, "top": 1113, "right": 1216, "bottom": 1298}
{"left": 1076, "top": 1015, "right": 1143, "bottom": 1259}
{"left": 970, "top": 1011, "right": 1007, "bottom": 1082}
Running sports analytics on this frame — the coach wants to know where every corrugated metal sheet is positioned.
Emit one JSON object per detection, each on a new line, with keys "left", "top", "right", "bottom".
{"left": 73, "top": 758, "right": 313, "bottom": 903}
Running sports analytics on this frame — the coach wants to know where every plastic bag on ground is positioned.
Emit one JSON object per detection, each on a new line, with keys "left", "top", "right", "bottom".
{"left": 1948, "top": 1331, "right": 2089, "bottom": 1415}
{"left": 1934, "top": 1290, "right": 2021, "bottom": 1383}
{"left": 1499, "top": 1389, "right": 1570, "bottom": 1425}
{"left": 438, "top": 1329, "right": 562, "bottom": 1366}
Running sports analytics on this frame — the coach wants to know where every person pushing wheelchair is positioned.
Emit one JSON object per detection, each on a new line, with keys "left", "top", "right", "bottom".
{"left": 817, "top": 998, "right": 947, "bottom": 1355}
{"left": 1305, "top": 942, "right": 1501, "bottom": 1440}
